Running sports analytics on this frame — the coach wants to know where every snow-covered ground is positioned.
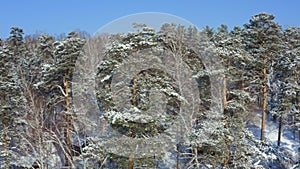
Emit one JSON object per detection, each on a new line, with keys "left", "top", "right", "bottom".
{"left": 247, "top": 111, "right": 299, "bottom": 168}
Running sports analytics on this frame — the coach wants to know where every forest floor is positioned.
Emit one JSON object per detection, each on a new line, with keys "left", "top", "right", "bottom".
{"left": 246, "top": 109, "right": 299, "bottom": 168}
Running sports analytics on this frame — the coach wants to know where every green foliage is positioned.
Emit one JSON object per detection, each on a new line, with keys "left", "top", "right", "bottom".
{"left": 35, "top": 32, "right": 85, "bottom": 108}
{"left": 243, "top": 12, "right": 284, "bottom": 93}
{"left": 1, "top": 12, "right": 300, "bottom": 168}
{"left": 0, "top": 27, "right": 27, "bottom": 168}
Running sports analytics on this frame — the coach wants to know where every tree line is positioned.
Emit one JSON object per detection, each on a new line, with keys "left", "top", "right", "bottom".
{"left": 0, "top": 12, "right": 299, "bottom": 168}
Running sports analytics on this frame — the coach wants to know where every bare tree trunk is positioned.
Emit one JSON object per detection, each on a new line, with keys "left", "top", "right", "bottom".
{"left": 132, "top": 73, "right": 138, "bottom": 107}
{"left": 292, "top": 116, "right": 296, "bottom": 140}
{"left": 101, "top": 121, "right": 107, "bottom": 136}
{"left": 239, "top": 74, "right": 244, "bottom": 90}
{"left": 128, "top": 73, "right": 137, "bottom": 169}
{"left": 1, "top": 95, "right": 9, "bottom": 169}
{"left": 293, "top": 73, "right": 299, "bottom": 141}
{"left": 101, "top": 97, "right": 109, "bottom": 136}
{"left": 176, "top": 143, "right": 180, "bottom": 169}
{"left": 3, "top": 117, "right": 7, "bottom": 152}
{"left": 3, "top": 116, "right": 8, "bottom": 168}
{"left": 278, "top": 112, "right": 283, "bottom": 146}
{"left": 261, "top": 67, "right": 268, "bottom": 141}
{"left": 257, "top": 96, "right": 262, "bottom": 108}
{"left": 128, "top": 153, "right": 134, "bottom": 169}
{"left": 223, "top": 77, "right": 230, "bottom": 166}
{"left": 223, "top": 77, "right": 227, "bottom": 109}
{"left": 101, "top": 82, "right": 110, "bottom": 136}
{"left": 291, "top": 74, "right": 299, "bottom": 142}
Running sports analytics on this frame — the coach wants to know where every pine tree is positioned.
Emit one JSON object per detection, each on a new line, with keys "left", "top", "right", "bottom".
{"left": 0, "top": 27, "right": 26, "bottom": 168}
{"left": 95, "top": 23, "right": 214, "bottom": 168}
{"left": 243, "top": 12, "right": 284, "bottom": 141}
{"left": 96, "top": 24, "right": 178, "bottom": 168}
{"left": 212, "top": 25, "right": 257, "bottom": 168}
{"left": 181, "top": 27, "right": 232, "bottom": 168}
{"left": 35, "top": 32, "right": 85, "bottom": 167}
{"left": 273, "top": 56, "right": 296, "bottom": 146}
{"left": 283, "top": 27, "right": 300, "bottom": 142}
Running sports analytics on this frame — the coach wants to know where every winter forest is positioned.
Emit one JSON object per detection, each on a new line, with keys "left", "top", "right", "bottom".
{"left": 0, "top": 12, "right": 300, "bottom": 169}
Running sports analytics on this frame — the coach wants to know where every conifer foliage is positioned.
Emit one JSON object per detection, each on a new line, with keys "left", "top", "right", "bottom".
{"left": 243, "top": 13, "right": 284, "bottom": 141}
{"left": 0, "top": 12, "right": 299, "bottom": 169}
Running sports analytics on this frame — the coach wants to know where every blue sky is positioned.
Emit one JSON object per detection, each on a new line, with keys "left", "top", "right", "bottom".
{"left": 1, "top": 0, "right": 299, "bottom": 39}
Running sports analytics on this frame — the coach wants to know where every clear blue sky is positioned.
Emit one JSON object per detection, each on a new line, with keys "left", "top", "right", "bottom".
{"left": 1, "top": 0, "right": 299, "bottom": 39}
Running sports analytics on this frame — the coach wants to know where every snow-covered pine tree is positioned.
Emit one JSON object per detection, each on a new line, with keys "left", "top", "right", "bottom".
{"left": 273, "top": 55, "right": 296, "bottom": 146}
{"left": 183, "top": 27, "right": 234, "bottom": 168}
{"left": 202, "top": 26, "right": 215, "bottom": 41}
{"left": 212, "top": 24, "right": 229, "bottom": 111}
{"left": 243, "top": 12, "right": 284, "bottom": 141}
{"left": 95, "top": 23, "right": 214, "bottom": 168}
{"left": 0, "top": 27, "right": 26, "bottom": 168}
{"left": 158, "top": 24, "right": 212, "bottom": 168}
{"left": 283, "top": 27, "right": 300, "bottom": 142}
{"left": 96, "top": 24, "right": 181, "bottom": 168}
{"left": 35, "top": 32, "right": 85, "bottom": 167}
{"left": 158, "top": 23, "right": 211, "bottom": 113}
{"left": 212, "top": 25, "right": 257, "bottom": 168}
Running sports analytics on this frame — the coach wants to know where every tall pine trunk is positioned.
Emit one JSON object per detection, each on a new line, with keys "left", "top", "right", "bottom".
{"left": 63, "top": 71, "right": 73, "bottom": 167}
{"left": 277, "top": 112, "right": 283, "bottom": 146}
{"left": 261, "top": 67, "right": 267, "bottom": 141}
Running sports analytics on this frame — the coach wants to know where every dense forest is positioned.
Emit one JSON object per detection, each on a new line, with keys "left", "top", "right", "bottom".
{"left": 0, "top": 12, "right": 299, "bottom": 169}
